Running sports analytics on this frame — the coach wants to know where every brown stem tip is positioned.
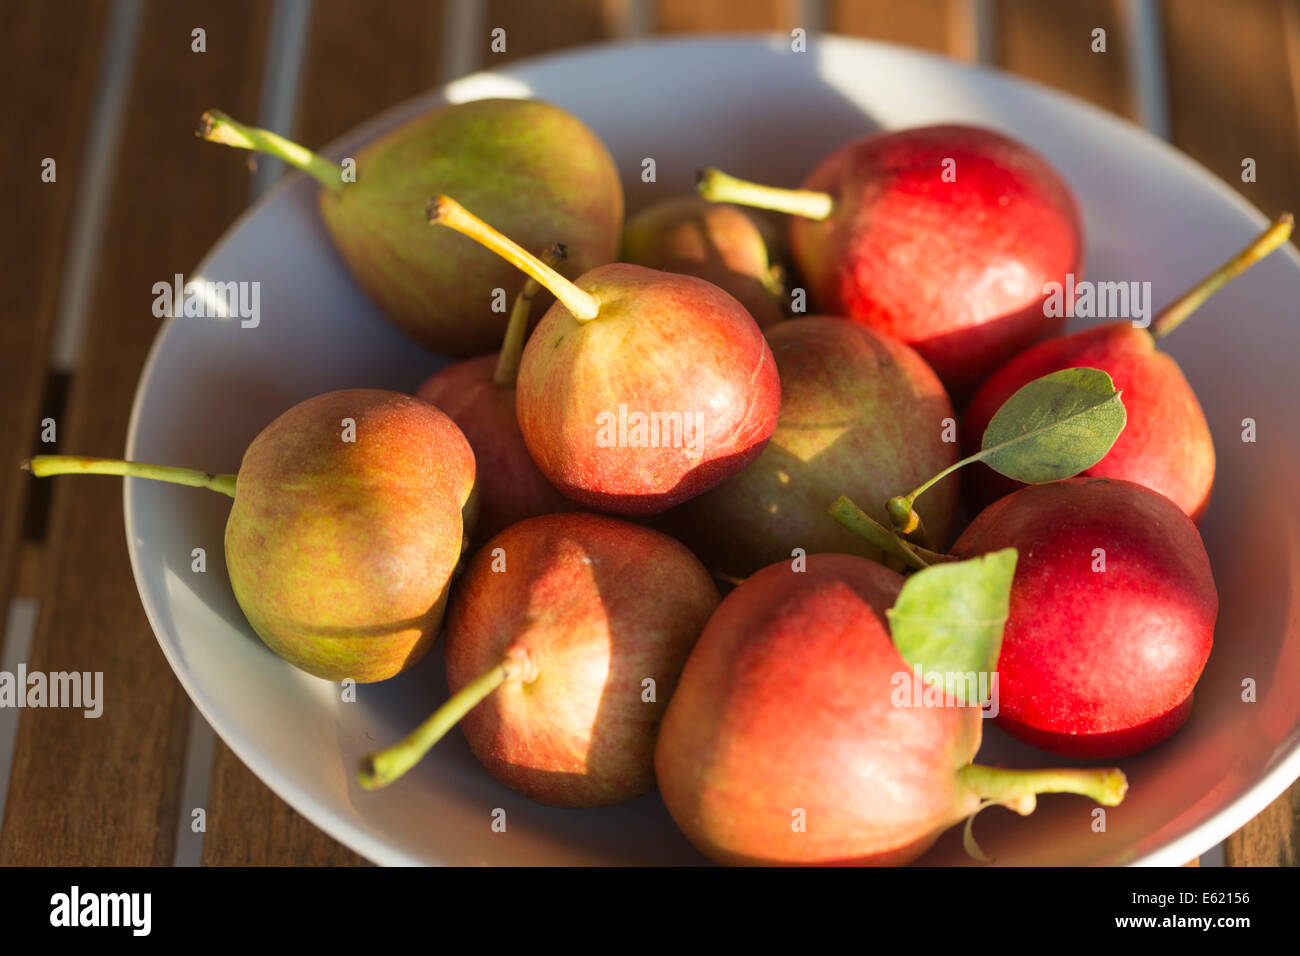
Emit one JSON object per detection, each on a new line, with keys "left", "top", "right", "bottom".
{"left": 195, "top": 109, "right": 223, "bottom": 140}
{"left": 426, "top": 196, "right": 451, "bottom": 224}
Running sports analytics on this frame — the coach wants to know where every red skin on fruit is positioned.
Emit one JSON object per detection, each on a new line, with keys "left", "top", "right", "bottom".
{"left": 952, "top": 478, "right": 1217, "bottom": 759}
{"left": 962, "top": 323, "right": 1216, "bottom": 522}
{"left": 225, "top": 390, "right": 476, "bottom": 682}
{"left": 515, "top": 263, "right": 781, "bottom": 515}
{"left": 445, "top": 513, "right": 720, "bottom": 807}
{"left": 790, "top": 125, "right": 1082, "bottom": 397}
{"left": 656, "top": 554, "right": 985, "bottom": 865}
{"left": 417, "top": 355, "right": 574, "bottom": 542}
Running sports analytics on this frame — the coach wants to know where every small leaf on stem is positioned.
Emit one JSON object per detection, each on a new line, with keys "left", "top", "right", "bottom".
{"left": 884, "top": 368, "right": 1127, "bottom": 534}
{"left": 978, "top": 367, "right": 1126, "bottom": 483}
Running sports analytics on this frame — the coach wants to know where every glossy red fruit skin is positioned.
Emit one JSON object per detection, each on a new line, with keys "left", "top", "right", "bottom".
{"left": 417, "top": 355, "right": 574, "bottom": 542}
{"left": 952, "top": 478, "right": 1217, "bottom": 759}
{"left": 962, "top": 323, "right": 1215, "bottom": 522}
{"left": 515, "top": 263, "right": 781, "bottom": 516}
{"left": 790, "top": 124, "right": 1082, "bottom": 397}
{"left": 656, "top": 554, "right": 982, "bottom": 865}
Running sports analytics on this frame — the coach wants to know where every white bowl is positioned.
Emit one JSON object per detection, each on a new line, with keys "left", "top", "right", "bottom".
{"left": 125, "top": 34, "right": 1300, "bottom": 866}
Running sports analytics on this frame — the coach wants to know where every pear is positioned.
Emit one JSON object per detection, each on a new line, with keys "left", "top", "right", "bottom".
{"left": 359, "top": 513, "right": 720, "bottom": 805}
{"left": 698, "top": 125, "right": 1083, "bottom": 397}
{"left": 622, "top": 195, "right": 787, "bottom": 328}
{"left": 963, "top": 214, "right": 1293, "bottom": 521}
{"left": 661, "top": 316, "right": 959, "bottom": 577}
{"left": 953, "top": 478, "right": 1217, "bottom": 758}
{"left": 26, "top": 390, "right": 476, "bottom": 683}
{"left": 428, "top": 196, "right": 781, "bottom": 516}
{"left": 656, "top": 553, "right": 1127, "bottom": 865}
{"left": 198, "top": 98, "right": 623, "bottom": 355}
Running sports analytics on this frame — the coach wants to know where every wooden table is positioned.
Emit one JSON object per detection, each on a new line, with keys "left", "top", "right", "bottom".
{"left": 1, "top": 0, "right": 1296, "bottom": 867}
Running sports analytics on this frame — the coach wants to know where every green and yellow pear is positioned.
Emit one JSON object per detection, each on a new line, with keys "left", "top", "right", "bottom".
{"left": 661, "top": 316, "right": 959, "bottom": 577}
{"left": 26, "top": 390, "right": 476, "bottom": 683}
{"left": 199, "top": 98, "right": 624, "bottom": 355}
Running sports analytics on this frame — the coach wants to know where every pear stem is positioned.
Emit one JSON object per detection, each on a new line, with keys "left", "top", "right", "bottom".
{"left": 828, "top": 496, "right": 946, "bottom": 572}
{"left": 887, "top": 455, "right": 975, "bottom": 535}
{"left": 957, "top": 763, "right": 1129, "bottom": 816}
{"left": 24, "top": 455, "right": 236, "bottom": 498}
{"left": 197, "top": 109, "right": 343, "bottom": 190}
{"left": 428, "top": 196, "right": 600, "bottom": 322}
{"left": 359, "top": 651, "right": 535, "bottom": 789}
{"left": 1150, "top": 212, "right": 1293, "bottom": 341}
{"left": 492, "top": 244, "right": 567, "bottom": 389}
{"left": 696, "top": 167, "right": 834, "bottom": 221}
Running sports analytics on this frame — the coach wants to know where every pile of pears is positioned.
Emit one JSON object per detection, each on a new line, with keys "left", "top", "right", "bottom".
{"left": 30, "top": 95, "right": 1293, "bottom": 866}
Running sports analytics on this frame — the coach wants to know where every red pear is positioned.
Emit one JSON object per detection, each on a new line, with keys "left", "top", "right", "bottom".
{"left": 962, "top": 214, "right": 1293, "bottom": 521}
{"left": 656, "top": 553, "right": 1127, "bottom": 865}
{"left": 428, "top": 196, "right": 781, "bottom": 516}
{"left": 963, "top": 324, "right": 1213, "bottom": 520}
{"left": 699, "top": 125, "right": 1082, "bottom": 396}
{"left": 360, "top": 513, "right": 720, "bottom": 806}
{"left": 952, "top": 478, "right": 1218, "bottom": 758}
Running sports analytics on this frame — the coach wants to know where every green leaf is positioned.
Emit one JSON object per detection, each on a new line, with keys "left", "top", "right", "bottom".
{"left": 978, "top": 367, "right": 1126, "bottom": 484}
{"left": 885, "top": 549, "right": 1018, "bottom": 705}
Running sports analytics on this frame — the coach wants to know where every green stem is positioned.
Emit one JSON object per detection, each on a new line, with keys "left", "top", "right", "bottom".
{"left": 1150, "top": 212, "right": 1293, "bottom": 340}
{"left": 957, "top": 763, "right": 1128, "bottom": 817}
{"left": 197, "top": 109, "right": 343, "bottom": 190}
{"left": 696, "top": 167, "right": 834, "bottom": 221}
{"left": 886, "top": 453, "right": 978, "bottom": 534}
{"left": 429, "top": 196, "right": 600, "bottom": 323}
{"left": 492, "top": 244, "right": 567, "bottom": 389}
{"left": 359, "top": 652, "right": 534, "bottom": 789}
{"left": 829, "top": 496, "right": 940, "bottom": 572}
{"left": 24, "top": 455, "right": 236, "bottom": 498}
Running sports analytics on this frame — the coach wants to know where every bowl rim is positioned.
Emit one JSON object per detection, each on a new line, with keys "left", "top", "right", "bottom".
{"left": 123, "top": 31, "right": 1300, "bottom": 867}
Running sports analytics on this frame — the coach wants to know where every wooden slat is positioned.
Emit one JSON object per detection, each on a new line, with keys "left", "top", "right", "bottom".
{"left": 827, "top": 0, "right": 960, "bottom": 55}
{"left": 1163, "top": 0, "right": 1300, "bottom": 222}
{"left": 201, "top": 739, "right": 367, "bottom": 865}
{"left": 0, "top": 3, "right": 109, "bottom": 648}
{"left": 485, "top": 0, "right": 614, "bottom": 62}
{"left": 996, "top": 0, "right": 1136, "bottom": 119}
{"left": 199, "top": 0, "right": 451, "bottom": 867}
{"left": 0, "top": 0, "right": 272, "bottom": 866}
{"left": 1226, "top": 780, "right": 1300, "bottom": 865}
{"left": 655, "top": 0, "right": 788, "bottom": 32}
{"left": 294, "top": 0, "right": 445, "bottom": 149}
{"left": 13, "top": 543, "right": 44, "bottom": 603}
